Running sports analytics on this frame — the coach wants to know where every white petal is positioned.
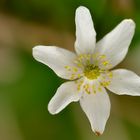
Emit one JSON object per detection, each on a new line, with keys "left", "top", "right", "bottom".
{"left": 107, "top": 69, "right": 140, "bottom": 96}
{"left": 48, "top": 81, "right": 81, "bottom": 114}
{"left": 33, "top": 45, "right": 82, "bottom": 80}
{"left": 75, "top": 6, "right": 96, "bottom": 55}
{"left": 80, "top": 86, "right": 110, "bottom": 135}
{"left": 95, "top": 19, "right": 135, "bottom": 69}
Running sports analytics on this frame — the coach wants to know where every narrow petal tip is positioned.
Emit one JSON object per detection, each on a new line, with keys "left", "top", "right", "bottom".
{"left": 48, "top": 104, "right": 57, "bottom": 115}
{"left": 123, "top": 19, "right": 135, "bottom": 27}
{"left": 32, "top": 45, "right": 42, "bottom": 59}
{"left": 76, "top": 6, "right": 89, "bottom": 12}
{"left": 32, "top": 45, "right": 41, "bottom": 51}
{"left": 95, "top": 131, "right": 102, "bottom": 136}
{"left": 32, "top": 45, "right": 44, "bottom": 52}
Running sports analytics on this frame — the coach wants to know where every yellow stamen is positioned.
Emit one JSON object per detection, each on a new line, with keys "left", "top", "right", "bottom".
{"left": 84, "top": 65, "right": 100, "bottom": 80}
{"left": 102, "top": 61, "right": 109, "bottom": 66}
{"left": 70, "top": 74, "right": 75, "bottom": 80}
{"left": 73, "top": 67, "right": 78, "bottom": 72}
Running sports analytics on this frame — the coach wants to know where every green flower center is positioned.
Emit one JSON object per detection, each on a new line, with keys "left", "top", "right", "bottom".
{"left": 84, "top": 65, "right": 100, "bottom": 80}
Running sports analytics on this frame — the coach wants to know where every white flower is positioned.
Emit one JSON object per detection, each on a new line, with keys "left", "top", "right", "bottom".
{"left": 33, "top": 6, "right": 140, "bottom": 136}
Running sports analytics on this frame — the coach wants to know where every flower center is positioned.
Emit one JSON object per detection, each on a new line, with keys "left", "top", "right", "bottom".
{"left": 84, "top": 65, "right": 100, "bottom": 80}
{"left": 64, "top": 53, "right": 113, "bottom": 94}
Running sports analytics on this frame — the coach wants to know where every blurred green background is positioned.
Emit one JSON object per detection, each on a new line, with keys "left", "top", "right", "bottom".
{"left": 0, "top": 0, "right": 140, "bottom": 140}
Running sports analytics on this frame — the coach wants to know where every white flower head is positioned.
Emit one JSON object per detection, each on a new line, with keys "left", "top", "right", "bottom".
{"left": 33, "top": 6, "right": 140, "bottom": 136}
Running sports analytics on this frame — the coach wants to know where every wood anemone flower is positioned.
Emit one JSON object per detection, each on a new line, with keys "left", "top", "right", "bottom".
{"left": 33, "top": 6, "right": 140, "bottom": 135}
